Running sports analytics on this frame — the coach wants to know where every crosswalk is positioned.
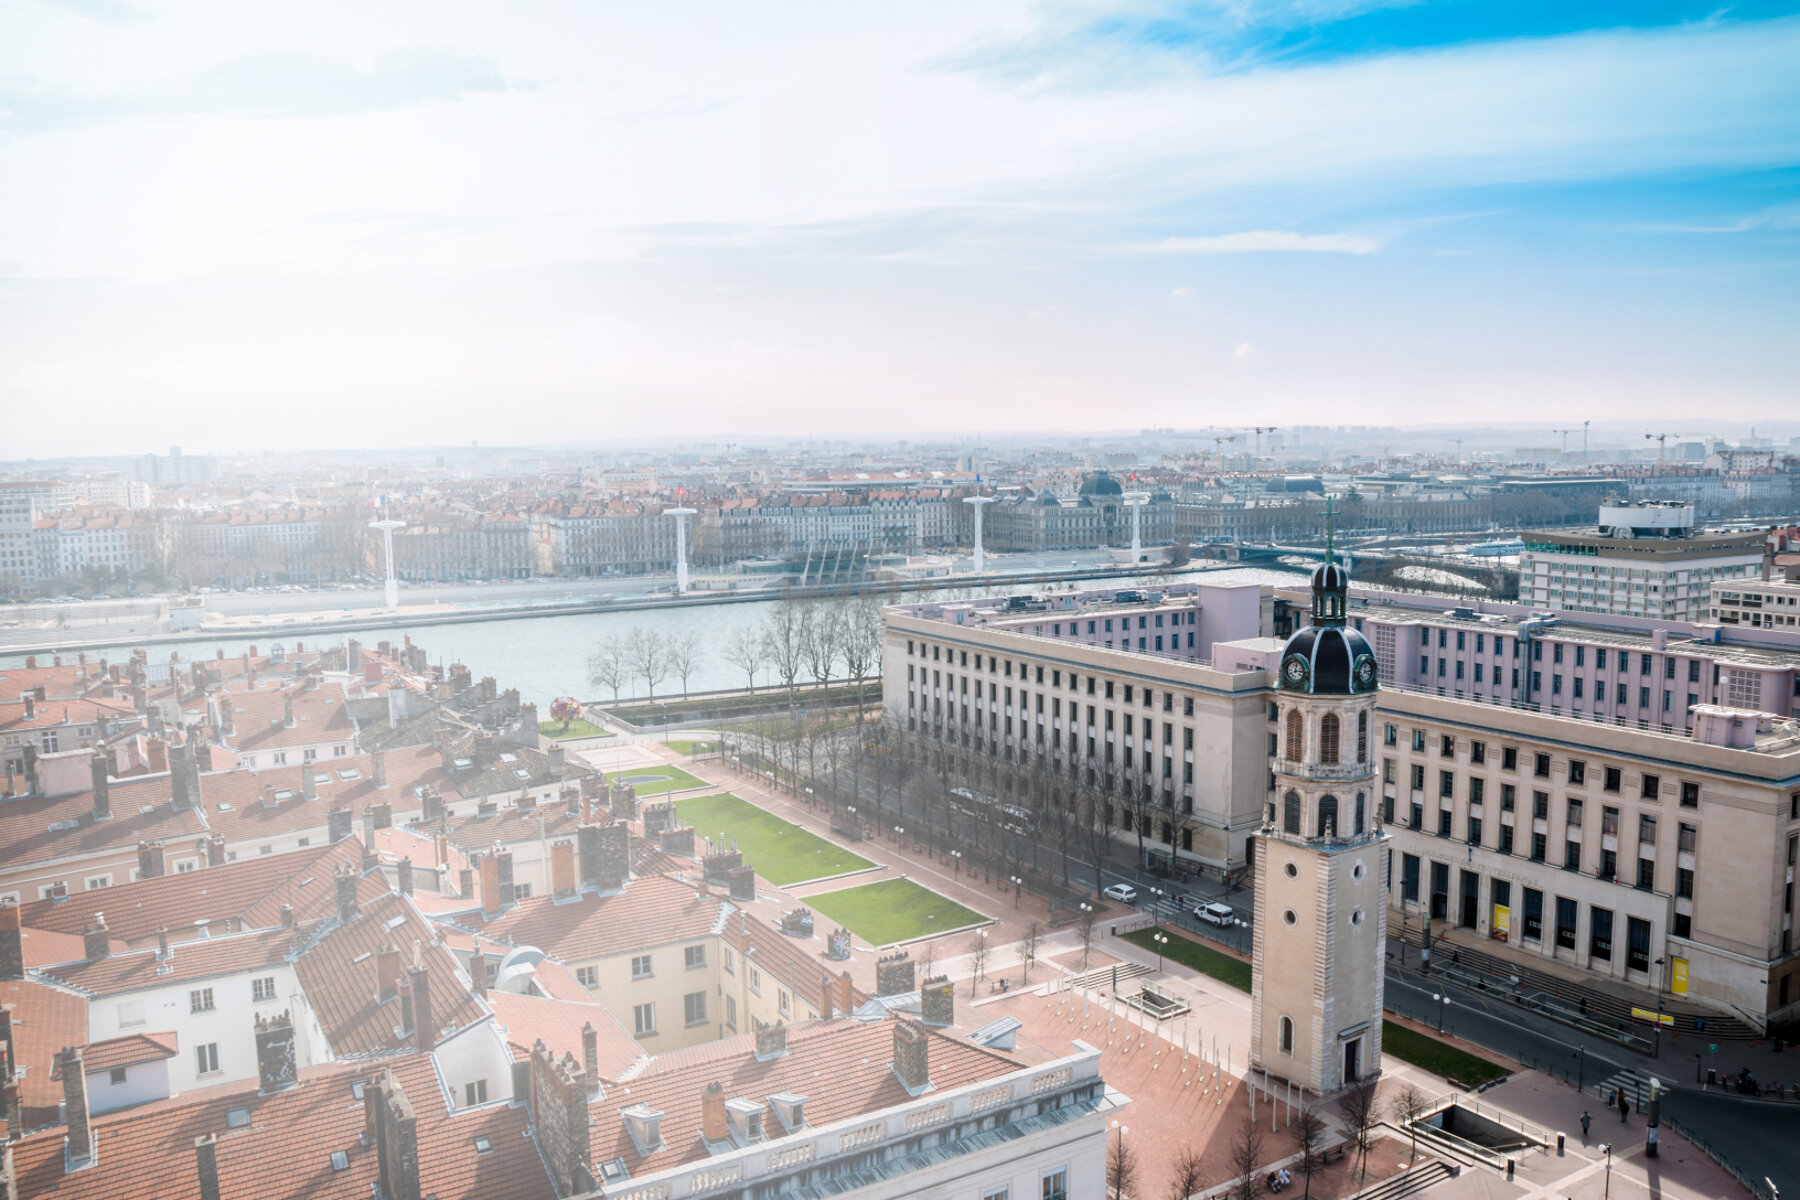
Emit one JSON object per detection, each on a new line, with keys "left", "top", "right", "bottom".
{"left": 1592, "top": 1069, "right": 1653, "bottom": 1110}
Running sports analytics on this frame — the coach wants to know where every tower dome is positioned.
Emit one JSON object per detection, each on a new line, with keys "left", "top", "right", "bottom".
{"left": 1278, "top": 557, "right": 1377, "bottom": 695}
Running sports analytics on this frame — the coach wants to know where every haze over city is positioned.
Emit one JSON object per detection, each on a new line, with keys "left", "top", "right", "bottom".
{"left": 6, "top": 1, "right": 1799, "bottom": 456}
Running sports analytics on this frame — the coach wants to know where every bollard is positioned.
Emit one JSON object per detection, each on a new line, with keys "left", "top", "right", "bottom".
{"left": 1505, "top": 1158, "right": 1516, "bottom": 1181}
{"left": 1556, "top": 1132, "right": 1565, "bottom": 1156}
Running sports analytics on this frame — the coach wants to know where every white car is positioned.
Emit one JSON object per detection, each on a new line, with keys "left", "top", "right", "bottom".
{"left": 1195, "top": 902, "right": 1236, "bottom": 927}
{"left": 1101, "top": 883, "right": 1138, "bottom": 904}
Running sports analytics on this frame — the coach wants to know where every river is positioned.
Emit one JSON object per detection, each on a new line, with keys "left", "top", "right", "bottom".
{"left": 1, "top": 568, "right": 1306, "bottom": 707}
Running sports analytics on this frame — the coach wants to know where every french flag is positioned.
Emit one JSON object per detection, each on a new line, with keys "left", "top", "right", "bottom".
{"left": 371, "top": 494, "right": 387, "bottom": 508}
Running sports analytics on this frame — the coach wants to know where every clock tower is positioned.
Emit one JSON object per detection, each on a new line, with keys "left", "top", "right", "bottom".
{"left": 1251, "top": 548, "right": 1387, "bottom": 1095}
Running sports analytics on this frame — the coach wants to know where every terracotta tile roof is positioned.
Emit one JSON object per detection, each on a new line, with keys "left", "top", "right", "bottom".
{"left": 723, "top": 911, "right": 868, "bottom": 1015}
{"left": 293, "top": 891, "right": 484, "bottom": 1055}
{"left": 8, "top": 1054, "right": 556, "bottom": 1200}
{"left": 34, "top": 926, "right": 300, "bottom": 998}
{"left": 588, "top": 1017, "right": 1020, "bottom": 1175}
{"left": 203, "top": 744, "right": 462, "bottom": 844}
{"left": 235, "top": 846, "right": 386, "bottom": 931}
{"left": 485, "top": 990, "right": 644, "bottom": 1080}
{"left": 15, "top": 839, "right": 355, "bottom": 946}
{"left": 54, "top": 1030, "right": 178, "bottom": 1077}
{"left": 0, "top": 662, "right": 90, "bottom": 701}
{"left": 467, "top": 875, "right": 725, "bottom": 963}
{"left": 0, "top": 697, "right": 134, "bottom": 734}
{"left": 224, "top": 687, "right": 355, "bottom": 754}
{"left": 0, "top": 978, "right": 89, "bottom": 1128}
{"left": 18, "top": 925, "right": 99, "bottom": 968}
{"left": 443, "top": 802, "right": 581, "bottom": 849}
{"left": 0, "top": 784, "right": 208, "bottom": 872}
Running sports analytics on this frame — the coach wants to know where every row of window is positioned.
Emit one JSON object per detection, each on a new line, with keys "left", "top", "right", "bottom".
{"left": 1382, "top": 725, "right": 1704, "bottom": 806}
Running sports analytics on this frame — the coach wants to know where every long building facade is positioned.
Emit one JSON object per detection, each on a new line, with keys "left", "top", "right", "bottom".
{"left": 883, "top": 576, "right": 1800, "bottom": 1028}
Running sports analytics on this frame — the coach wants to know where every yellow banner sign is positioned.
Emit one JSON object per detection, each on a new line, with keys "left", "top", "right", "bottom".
{"left": 1631, "top": 1007, "right": 1675, "bottom": 1027}
{"left": 1493, "top": 905, "right": 1510, "bottom": 935}
{"left": 1671, "top": 957, "right": 1689, "bottom": 996}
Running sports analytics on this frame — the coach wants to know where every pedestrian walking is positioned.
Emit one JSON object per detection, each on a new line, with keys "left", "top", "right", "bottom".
{"left": 1619, "top": 1095, "right": 1630, "bottom": 1123}
{"left": 1579, "top": 1110, "right": 1591, "bottom": 1140}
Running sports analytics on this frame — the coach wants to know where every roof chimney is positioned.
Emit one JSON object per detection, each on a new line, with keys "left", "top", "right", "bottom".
{"left": 701, "top": 1081, "right": 728, "bottom": 1144}
{"left": 892, "top": 1019, "right": 931, "bottom": 1096}
{"left": 527, "top": 1040, "right": 591, "bottom": 1196}
{"left": 254, "top": 1010, "right": 297, "bottom": 1093}
{"left": 82, "top": 914, "right": 109, "bottom": 962}
{"left": 156, "top": 926, "right": 170, "bottom": 966}
{"left": 548, "top": 744, "right": 566, "bottom": 780}
{"left": 581, "top": 1022, "right": 599, "bottom": 1092}
{"left": 194, "top": 1134, "right": 221, "bottom": 1200}
{"left": 366, "top": 1068, "right": 421, "bottom": 1200}
{"left": 371, "top": 749, "right": 387, "bottom": 789}
{"left": 754, "top": 1022, "right": 788, "bottom": 1062}
{"left": 299, "top": 767, "right": 315, "bottom": 802}
{"left": 137, "top": 840, "right": 165, "bottom": 880}
{"left": 327, "top": 806, "right": 351, "bottom": 842}
{"left": 57, "top": 1046, "right": 93, "bottom": 1166}
{"left": 89, "top": 754, "right": 110, "bottom": 822}
{"left": 550, "top": 840, "right": 576, "bottom": 901}
{"left": 0, "top": 904, "right": 21, "bottom": 981}
{"left": 334, "top": 865, "right": 359, "bottom": 924}
{"left": 376, "top": 943, "right": 403, "bottom": 1004}
{"left": 145, "top": 737, "right": 167, "bottom": 775}
{"left": 468, "top": 946, "right": 488, "bottom": 998}
{"left": 407, "top": 945, "right": 433, "bottom": 1052}
{"left": 396, "top": 857, "right": 413, "bottom": 896}
{"left": 204, "top": 832, "right": 226, "bottom": 869}
{"left": 260, "top": 782, "right": 276, "bottom": 809}
{"left": 479, "top": 856, "right": 501, "bottom": 919}
{"left": 282, "top": 691, "right": 294, "bottom": 728}
{"left": 920, "top": 975, "right": 954, "bottom": 1027}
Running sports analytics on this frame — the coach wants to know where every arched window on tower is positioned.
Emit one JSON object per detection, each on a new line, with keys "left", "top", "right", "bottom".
{"left": 1279, "top": 1015, "right": 1294, "bottom": 1055}
{"left": 1354, "top": 792, "right": 1366, "bottom": 835}
{"left": 1283, "top": 790, "right": 1302, "bottom": 835}
{"left": 1285, "top": 709, "right": 1304, "bottom": 760}
{"left": 1318, "top": 794, "right": 1339, "bottom": 839}
{"left": 1320, "top": 713, "right": 1340, "bottom": 764}
{"left": 1357, "top": 711, "right": 1368, "bottom": 762}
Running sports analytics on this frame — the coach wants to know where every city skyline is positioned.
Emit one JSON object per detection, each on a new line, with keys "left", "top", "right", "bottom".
{"left": 5, "top": 1, "right": 1798, "bottom": 455}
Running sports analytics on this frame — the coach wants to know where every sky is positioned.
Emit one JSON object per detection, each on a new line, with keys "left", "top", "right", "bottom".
{"left": 2, "top": 0, "right": 1798, "bottom": 456}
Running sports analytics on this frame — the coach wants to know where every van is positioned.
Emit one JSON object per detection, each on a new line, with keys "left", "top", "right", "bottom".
{"left": 1195, "top": 902, "right": 1236, "bottom": 927}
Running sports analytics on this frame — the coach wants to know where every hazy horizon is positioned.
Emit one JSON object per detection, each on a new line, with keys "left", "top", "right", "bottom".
{"left": 5, "top": 1, "right": 1798, "bottom": 457}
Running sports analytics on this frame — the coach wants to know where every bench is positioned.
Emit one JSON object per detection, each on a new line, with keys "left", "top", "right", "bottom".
{"left": 1321, "top": 1145, "right": 1347, "bottom": 1165}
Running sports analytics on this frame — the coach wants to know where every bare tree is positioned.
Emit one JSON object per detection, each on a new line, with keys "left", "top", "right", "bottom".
{"left": 966, "top": 932, "right": 989, "bottom": 996}
{"left": 586, "top": 636, "right": 627, "bottom": 703}
{"left": 1020, "top": 920, "right": 1041, "bottom": 984}
{"left": 625, "top": 626, "right": 669, "bottom": 699}
{"left": 1167, "top": 1144, "right": 1206, "bottom": 1200}
{"left": 1229, "top": 1111, "right": 1266, "bottom": 1200}
{"left": 801, "top": 601, "right": 843, "bottom": 688}
{"left": 1336, "top": 1079, "right": 1380, "bottom": 1188}
{"left": 665, "top": 630, "right": 702, "bottom": 697}
{"left": 1291, "top": 1104, "right": 1327, "bottom": 1199}
{"left": 1077, "top": 904, "right": 1097, "bottom": 972}
{"left": 1108, "top": 1128, "right": 1139, "bottom": 1200}
{"left": 838, "top": 598, "right": 883, "bottom": 721}
{"left": 762, "top": 601, "right": 808, "bottom": 700}
{"left": 1390, "top": 1084, "right": 1428, "bottom": 1166}
{"left": 724, "top": 623, "right": 765, "bottom": 693}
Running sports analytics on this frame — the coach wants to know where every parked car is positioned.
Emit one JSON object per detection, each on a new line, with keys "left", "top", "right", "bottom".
{"left": 1101, "top": 883, "right": 1138, "bottom": 904}
{"left": 1195, "top": 902, "right": 1236, "bottom": 927}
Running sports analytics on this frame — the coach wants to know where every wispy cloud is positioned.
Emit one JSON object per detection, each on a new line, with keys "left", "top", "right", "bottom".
{"left": 0, "top": 49, "right": 514, "bottom": 133}
{"left": 1134, "top": 231, "right": 1382, "bottom": 254}
{"left": 1626, "top": 203, "right": 1800, "bottom": 234}
{"left": 39, "top": 0, "right": 148, "bottom": 23}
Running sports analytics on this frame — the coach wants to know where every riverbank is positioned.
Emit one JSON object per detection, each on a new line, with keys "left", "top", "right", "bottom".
{"left": 0, "top": 559, "right": 1246, "bottom": 657}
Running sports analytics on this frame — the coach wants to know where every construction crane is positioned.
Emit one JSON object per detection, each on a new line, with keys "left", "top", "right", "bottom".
{"left": 1551, "top": 429, "right": 1578, "bottom": 457}
{"left": 1251, "top": 426, "right": 1278, "bottom": 464}
{"left": 1644, "top": 433, "right": 1693, "bottom": 467}
{"left": 1210, "top": 434, "right": 1238, "bottom": 472}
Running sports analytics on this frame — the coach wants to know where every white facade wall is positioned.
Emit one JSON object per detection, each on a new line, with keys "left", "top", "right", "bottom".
{"left": 84, "top": 961, "right": 308, "bottom": 1093}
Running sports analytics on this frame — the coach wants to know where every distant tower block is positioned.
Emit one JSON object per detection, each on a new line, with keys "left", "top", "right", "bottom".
{"left": 1122, "top": 492, "right": 1150, "bottom": 565}
{"left": 665, "top": 507, "right": 697, "bottom": 594}
{"left": 369, "top": 512, "right": 406, "bottom": 612}
{"left": 964, "top": 495, "right": 995, "bottom": 574}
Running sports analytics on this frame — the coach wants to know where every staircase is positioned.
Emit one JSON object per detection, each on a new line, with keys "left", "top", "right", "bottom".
{"left": 1400, "top": 928, "right": 1759, "bottom": 1041}
{"left": 1069, "top": 961, "right": 1154, "bottom": 992}
{"left": 1350, "top": 1160, "right": 1454, "bottom": 1200}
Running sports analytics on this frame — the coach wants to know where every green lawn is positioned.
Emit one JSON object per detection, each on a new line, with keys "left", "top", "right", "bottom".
{"left": 665, "top": 739, "right": 720, "bottom": 755}
{"left": 806, "top": 878, "right": 985, "bottom": 946}
{"left": 613, "top": 765, "right": 709, "bottom": 796}
{"left": 673, "top": 793, "right": 873, "bottom": 886}
{"left": 539, "top": 718, "right": 613, "bottom": 740}
{"left": 1381, "top": 1020, "right": 1509, "bottom": 1088}
{"left": 1123, "top": 927, "right": 1253, "bottom": 992}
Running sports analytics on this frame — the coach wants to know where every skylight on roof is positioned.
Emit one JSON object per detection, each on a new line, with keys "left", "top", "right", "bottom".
{"left": 513, "top": 768, "right": 530, "bottom": 779}
{"left": 453, "top": 758, "right": 473, "bottom": 770}
{"left": 336, "top": 768, "right": 362, "bottom": 781}
{"left": 350, "top": 1081, "right": 365, "bottom": 1100}
{"left": 384, "top": 915, "right": 407, "bottom": 930}
{"left": 330, "top": 1151, "right": 349, "bottom": 1171}
{"left": 498, "top": 752, "right": 518, "bottom": 763}
{"left": 473, "top": 1136, "right": 492, "bottom": 1155}
{"left": 274, "top": 790, "right": 294, "bottom": 801}
{"left": 217, "top": 803, "right": 232, "bottom": 812}
{"left": 225, "top": 1107, "right": 250, "bottom": 1129}
{"left": 351, "top": 951, "right": 373, "bottom": 964}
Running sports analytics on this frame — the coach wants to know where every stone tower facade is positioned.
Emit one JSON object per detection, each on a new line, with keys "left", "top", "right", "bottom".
{"left": 1250, "top": 557, "right": 1388, "bottom": 1095}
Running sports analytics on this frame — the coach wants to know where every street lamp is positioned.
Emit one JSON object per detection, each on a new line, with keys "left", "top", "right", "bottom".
{"left": 1432, "top": 991, "right": 1450, "bottom": 1034}
{"left": 951, "top": 849, "right": 962, "bottom": 876}
{"left": 1152, "top": 930, "right": 1169, "bottom": 972}
{"left": 1599, "top": 1143, "right": 1613, "bottom": 1200}
{"left": 1010, "top": 875, "right": 1022, "bottom": 907}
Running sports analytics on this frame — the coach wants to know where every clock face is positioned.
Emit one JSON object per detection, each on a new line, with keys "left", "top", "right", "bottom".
{"left": 1353, "top": 656, "right": 1377, "bottom": 688}
{"left": 1282, "top": 657, "right": 1308, "bottom": 687}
